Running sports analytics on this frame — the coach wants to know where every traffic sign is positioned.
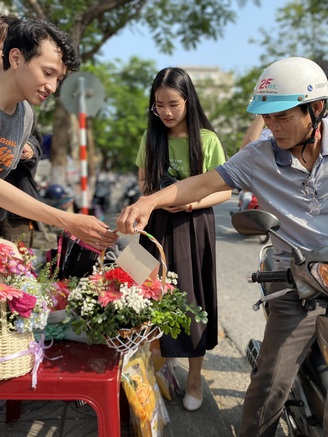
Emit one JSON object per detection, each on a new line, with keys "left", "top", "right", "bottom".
{"left": 59, "top": 71, "right": 105, "bottom": 117}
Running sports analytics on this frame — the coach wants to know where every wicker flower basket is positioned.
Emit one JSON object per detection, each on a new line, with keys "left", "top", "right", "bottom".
{"left": 106, "top": 321, "right": 163, "bottom": 354}
{"left": 0, "top": 300, "right": 35, "bottom": 380}
{"left": 104, "top": 229, "right": 167, "bottom": 354}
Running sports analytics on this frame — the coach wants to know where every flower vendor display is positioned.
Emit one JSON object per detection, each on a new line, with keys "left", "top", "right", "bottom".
{"left": 65, "top": 230, "right": 208, "bottom": 353}
{"left": 0, "top": 228, "right": 207, "bottom": 359}
{"left": 0, "top": 238, "right": 60, "bottom": 382}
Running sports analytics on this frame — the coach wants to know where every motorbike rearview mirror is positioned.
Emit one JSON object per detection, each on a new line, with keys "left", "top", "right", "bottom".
{"left": 231, "top": 210, "right": 280, "bottom": 236}
{"left": 231, "top": 209, "right": 305, "bottom": 264}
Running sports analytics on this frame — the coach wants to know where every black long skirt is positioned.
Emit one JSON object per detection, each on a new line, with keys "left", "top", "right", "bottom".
{"left": 139, "top": 207, "right": 218, "bottom": 358}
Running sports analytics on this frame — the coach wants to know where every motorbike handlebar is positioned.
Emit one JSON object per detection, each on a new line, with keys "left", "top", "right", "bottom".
{"left": 250, "top": 269, "right": 293, "bottom": 284}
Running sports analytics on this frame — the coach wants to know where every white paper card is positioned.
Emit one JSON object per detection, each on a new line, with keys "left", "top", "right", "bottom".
{"left": 116, "top": 239, "right": 159, "bottom": 285}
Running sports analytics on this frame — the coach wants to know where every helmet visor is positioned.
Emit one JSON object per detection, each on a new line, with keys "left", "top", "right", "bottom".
{"left": 247, "top": 94, "right": 305, "bottom": 114}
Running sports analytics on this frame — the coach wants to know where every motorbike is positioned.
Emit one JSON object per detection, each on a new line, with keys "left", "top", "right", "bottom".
{"left": 231, "top": 209, "right": 328, "bottom": 437}
{"left": 116, "top": 180, "right": 140, "bottom": 212}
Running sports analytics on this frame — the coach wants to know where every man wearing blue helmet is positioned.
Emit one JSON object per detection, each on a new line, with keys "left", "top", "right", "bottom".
{"left": 116, "top": 56, "right": 328, "bottom": 435}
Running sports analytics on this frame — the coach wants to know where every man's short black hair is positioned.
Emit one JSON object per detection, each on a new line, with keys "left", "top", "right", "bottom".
{"left": 2, "top": 18, "right": 80, "bottom": 72}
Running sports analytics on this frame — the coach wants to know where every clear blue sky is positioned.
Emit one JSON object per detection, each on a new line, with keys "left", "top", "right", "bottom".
{"left": 100, "top": 0, "right": 287, "bottom": 74}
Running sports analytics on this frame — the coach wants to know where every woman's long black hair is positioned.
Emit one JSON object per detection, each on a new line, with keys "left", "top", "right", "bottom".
{"left": 143, "top": 67, "right": 216, "bottom": 194}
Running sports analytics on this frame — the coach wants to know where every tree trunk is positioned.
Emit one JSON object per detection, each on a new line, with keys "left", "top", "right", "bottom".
{"left": 51, "top": 100, "right": 72, "bottom": 184}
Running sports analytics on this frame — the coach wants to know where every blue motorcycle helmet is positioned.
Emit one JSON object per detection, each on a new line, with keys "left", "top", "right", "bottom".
{"left": 44, "top": 184, "right": 66, "bottom": 200}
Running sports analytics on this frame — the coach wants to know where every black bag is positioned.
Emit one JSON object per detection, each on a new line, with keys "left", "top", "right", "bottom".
{"left": 57, "top": 231, "right": 101, "bottom": 279}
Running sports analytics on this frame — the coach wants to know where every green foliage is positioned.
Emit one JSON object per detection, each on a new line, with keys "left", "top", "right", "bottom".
{"left": 218, "top": 66, "right": 265, "bottom": 157}
{"left": 151, "top": 291, "right": 208, "bottom": 339}
{"left": 67, "top": 288, "right": 207, "bottom": 345}
{"left": 3, "top": 1, "right": 258, "bottom": 61}
{"left": 195, "top": 66, "right": 263, "bottom": 158}
{"left": 249, "top": 0, "right": 328, "bottom": 66}
{"left": 5, "top": 0, "right": 328, "bottom": 169}
{"left": 83, "top": 57, "right": 157, "bottom": 171}
{"left": 69, "top": 296, "right": 154, "bottom": 344}
{"left": 69, "top": 289, "right": 207, "bottom": 343}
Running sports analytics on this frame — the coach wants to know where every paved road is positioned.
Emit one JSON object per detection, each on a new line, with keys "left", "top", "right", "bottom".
{"left": 214, "top": 196, "right": 266, "bottom": 354}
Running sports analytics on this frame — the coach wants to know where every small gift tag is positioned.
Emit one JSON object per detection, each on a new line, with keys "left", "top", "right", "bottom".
{"left": 116, "top": 239, "right": 159, "bottom": 285}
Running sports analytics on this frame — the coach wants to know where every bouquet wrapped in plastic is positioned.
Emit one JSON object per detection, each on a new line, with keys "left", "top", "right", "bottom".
{"left": 121, "top": 344, "right": 169, "bottom": 436}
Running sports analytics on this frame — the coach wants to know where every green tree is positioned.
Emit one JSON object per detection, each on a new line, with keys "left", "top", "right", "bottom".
{"left": 190, "top": 66, "right": 262, "bottom": 158}
{"left": 213, "top": 67, "right": 264, "bottom": 158}
{"left": 251, "top": 0, "right": 328, "bottom": 66}
{"left": 0, "top": 0, "right": 260, "bottom": 182}
{"left": 84, "top": 57, "right": 157, "bottom": 172}
{"left": 206, "top": 0, "right": 328, "bottom": 158}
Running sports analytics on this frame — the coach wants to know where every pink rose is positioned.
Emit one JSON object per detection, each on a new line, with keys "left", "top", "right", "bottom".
{"left": 8, "top": 292, "right": 37, "bottom": 318}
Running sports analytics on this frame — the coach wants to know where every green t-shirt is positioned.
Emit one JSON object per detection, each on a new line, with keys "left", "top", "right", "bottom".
{"left": 136, "top": 128, "right": 226, "bottom": 179}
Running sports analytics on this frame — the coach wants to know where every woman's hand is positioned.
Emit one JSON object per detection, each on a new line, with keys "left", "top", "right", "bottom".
{"left": 59, "top": 212, "right": 118, "bottom": 250}
{"left": 162, "top": 204, "right": 192, "bottom": 213}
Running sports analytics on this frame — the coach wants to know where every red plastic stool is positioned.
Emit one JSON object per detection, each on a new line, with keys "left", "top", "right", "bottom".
{"left": 0, "top": 340, "right": 122, "bottom": 437}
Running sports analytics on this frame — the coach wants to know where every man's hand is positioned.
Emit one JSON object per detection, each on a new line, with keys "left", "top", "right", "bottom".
{"left": 116, "top": 197, "right": 153, "bottom": 234}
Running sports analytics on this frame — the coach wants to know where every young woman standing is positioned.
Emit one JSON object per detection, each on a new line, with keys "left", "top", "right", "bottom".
{"left": 136, "top": 67, "right": 230, "bottom": 411}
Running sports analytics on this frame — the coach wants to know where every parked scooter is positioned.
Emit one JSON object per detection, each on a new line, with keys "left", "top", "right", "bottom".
{"left": 116, "top": 180, "right": 140, "bottom": 212}
{"left": 231, "top": 209, "right": 328, "bottom": 437}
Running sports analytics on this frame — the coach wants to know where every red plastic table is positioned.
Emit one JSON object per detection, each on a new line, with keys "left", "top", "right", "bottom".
{"left": 0, "top": 340, "right": 122, "bottom": 437}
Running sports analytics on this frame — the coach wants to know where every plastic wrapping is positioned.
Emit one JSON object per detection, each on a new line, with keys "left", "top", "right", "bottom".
{"left": 121, "top": 344, "right": 169, "bottom": 436}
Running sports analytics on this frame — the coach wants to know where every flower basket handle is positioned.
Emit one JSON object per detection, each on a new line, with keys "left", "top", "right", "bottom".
{"left": 103, "top": 229, "right": 168, "bottom": 300}
{"left": 134, "top": 229, "right": 167, "bottom": 300}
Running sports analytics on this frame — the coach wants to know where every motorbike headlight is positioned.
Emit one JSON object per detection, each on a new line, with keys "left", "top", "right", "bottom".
{"left": 310, "top": 262, "right": 328, "bottom": 292}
